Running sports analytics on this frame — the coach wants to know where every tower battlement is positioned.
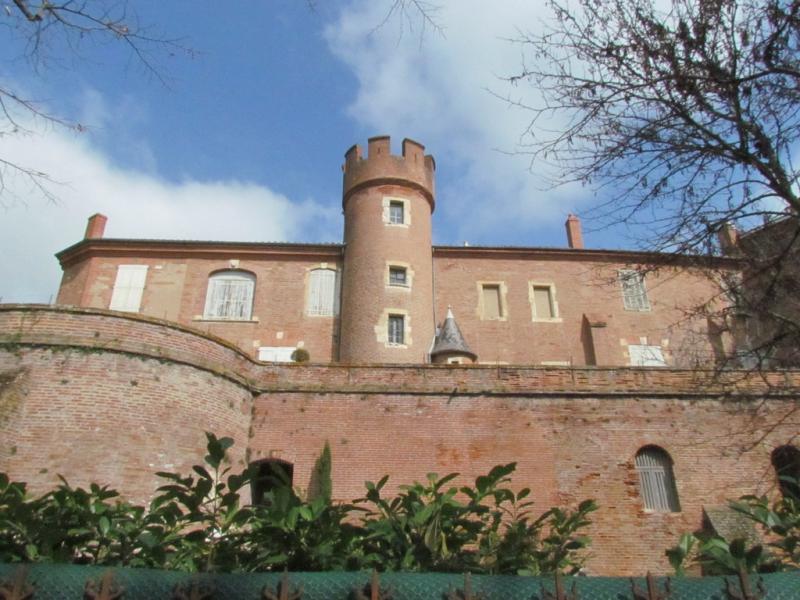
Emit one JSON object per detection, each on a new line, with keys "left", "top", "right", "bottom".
{"left": 342, "top": 135, "right": 436, "bottom": 211}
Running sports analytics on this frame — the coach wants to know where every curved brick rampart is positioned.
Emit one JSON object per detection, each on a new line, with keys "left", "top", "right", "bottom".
{"left": 0, "top": 305, "right": 253, "bottom": 503}
{"left": 2, "top": 305, "right": 799, "bottom": 398}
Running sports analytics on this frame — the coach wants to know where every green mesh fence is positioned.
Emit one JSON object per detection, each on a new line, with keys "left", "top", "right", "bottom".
{"left": 0, "top": 563, "right": 798, "bottom": 599}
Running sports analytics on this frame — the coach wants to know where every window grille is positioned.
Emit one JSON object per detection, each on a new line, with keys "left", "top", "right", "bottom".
{"left": 204, "top": 271, "right": 255, "bottom": 320}
{"left": 388, "top": 314, "right": 405, "bottom": 344}
{"left": 109, "top": 265, "right": 148, "bottom": 313}
{"left": 635, "top": 447, "right": 681, "bottom": 512}
{"left": 307, "top": 268, "right": 338, "bottom": 316}
{"left": 389, "top": 267, "right": 407, "bottom": 286}
{"left": 389, "top": 201, "right": 405, "bottom": 224}
{"left": 619, "top": 270, "right": 651, "bottom": 311}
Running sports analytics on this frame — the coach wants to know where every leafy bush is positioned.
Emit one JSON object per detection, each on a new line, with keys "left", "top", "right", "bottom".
{"left": 667, "top": 480, "right": 800, "bottom": 575}
{"left": 0, "top": 434, "right": 596, "bottom": 574}
{"left": 290, "top": 348, "right": 310, "bottom": 363}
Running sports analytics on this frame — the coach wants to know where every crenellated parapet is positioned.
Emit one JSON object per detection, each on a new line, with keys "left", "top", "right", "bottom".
{"left": 342, "top": 136, "right": 436, "bottom": 211}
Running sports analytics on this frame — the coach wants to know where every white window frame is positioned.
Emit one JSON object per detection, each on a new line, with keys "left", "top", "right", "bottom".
{"left": 306, "top": 268, "right": 340, "bottom": 317}
{"left": 628, "top": 344, "right": 667, "bottom": 367}
{"left": 635, "top": 447, "right": 681, "bottom": 512}
{"left": 203, "top": 270, "right": 255, "bottom": 321}
{"left": 619, "top": 269, "right": 651, "bottom": 311}
{"left": 109, "top": 265, "right": 148, "bottom": 313}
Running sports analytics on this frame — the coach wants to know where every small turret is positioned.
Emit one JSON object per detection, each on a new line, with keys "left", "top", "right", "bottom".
{"left": 431, "top": 308, "right": 477, "bottom": 364}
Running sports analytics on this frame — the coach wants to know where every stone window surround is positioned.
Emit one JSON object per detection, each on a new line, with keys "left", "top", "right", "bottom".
{"left": 375, "top": 308, "right": 412, "bottom": 348}
{"left": 528, "top": 281, "right": 562, "bottom": 322}
{"left": 385, "top": 260, "right": 414, "bottom": 290}
{"left": 304, "top": 262, "right": 341, "bottom": 318}
{"left": 476, "top": 281, "right": 508, "bottom": 322}
{"left": 382, "top": 196, "right": 411, "bottom": 228}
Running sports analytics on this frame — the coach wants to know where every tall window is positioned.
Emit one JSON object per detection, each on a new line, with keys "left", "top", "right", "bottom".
{"left": 388, "top": 314, "right": 405, "bottom": 344}
{"left": 389, "top": 200, "right": 405, "bottom": 224}
{"left": 481, "top": 284, "right": 503, "bottom": 319}
{"left": 250, "top": 459, "right": 294, "bottom": 505}
{"left": 619, "top": 270, "right": 651, "bottom": 311}
{"left": 203, "top": 270, "right": 255, "bottom": 320}
{"left": 772, "top": 445, "right": 800, "bottom": 499}
{"left": 109, "top": 265, "right": 148, "bottom": 313}
{"left": 532, "top": 285, "right": 556, "bottom": 319}
{"left": 635, "top": 446, "right": 681, "bottom": 512}
{"left": 389, "top": 266, "right": 408, "bottom": 286}
{"left": 307, "top": 268, "right": 338, "bottom": 316}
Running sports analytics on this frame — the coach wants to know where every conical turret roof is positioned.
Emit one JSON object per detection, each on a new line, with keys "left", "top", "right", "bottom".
{"left": 431, "top": 307, "right": 477, "bottom": 360}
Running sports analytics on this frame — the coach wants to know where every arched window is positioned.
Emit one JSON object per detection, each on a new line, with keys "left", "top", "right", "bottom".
{"left": 635, "top": 446, "right": 681, "bottom": 512}
{"left": 306, "top": 268, "right": 339, "bottom": 316}
{"left": 203, "top": 270, "right": 255, "bottom": 320}
{"left": 772, "top": 445, "right": 800, "bottom": 499}
{"left": 250, "top": 459, "right": 294, "bottom": 505}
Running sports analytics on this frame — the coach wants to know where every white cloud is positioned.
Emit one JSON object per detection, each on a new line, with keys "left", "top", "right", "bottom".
{"left": 326, "top": 0, "right": 590, "bottom": 245}
{"left": 0, "top": 125, "right": 339, "bottom": 303}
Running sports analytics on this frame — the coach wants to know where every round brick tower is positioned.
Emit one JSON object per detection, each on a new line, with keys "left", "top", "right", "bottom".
{"left": 339, "top": 136, "right": 436, "bottom": 363}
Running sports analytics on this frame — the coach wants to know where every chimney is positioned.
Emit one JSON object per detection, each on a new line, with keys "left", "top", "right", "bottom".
{"left": 84, "top": 213, "right": 108, "bottom": 239}
{"left": 565, "top": 214, "right": 584, "bottom": 249}
{"left": 718, "top": 222, "right": 739, "bottom": 255}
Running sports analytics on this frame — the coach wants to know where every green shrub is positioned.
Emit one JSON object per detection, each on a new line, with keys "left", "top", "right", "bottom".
{"left": 0, "top": 434, "right": 596, "bottom": 574}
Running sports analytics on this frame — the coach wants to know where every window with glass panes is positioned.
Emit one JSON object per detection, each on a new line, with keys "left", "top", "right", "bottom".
{"left": 619, "top": 270, "right": 651, "bottom": 311}
{"left": 389, "top": 266, "right": 407, "bottom": 286}
{"left": 203, "top": 271, "right": 255, "bottom": 320}
{"left": 389, "top": 201, "right": 405, "bottom": 224}
{"left": 388, "top": 314, "right": 405, "bottom": 344}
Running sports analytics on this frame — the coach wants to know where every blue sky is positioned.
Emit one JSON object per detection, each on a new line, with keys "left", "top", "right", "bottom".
{"left": 0, "top": 0, "right": 613, "bottom": 302}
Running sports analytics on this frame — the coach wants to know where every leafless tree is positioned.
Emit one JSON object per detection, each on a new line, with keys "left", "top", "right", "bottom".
{"left": 507, "top": 0, "right": 800, "bottom": 369}
{"left": 0, "top": 1, "right": 191, "bottom": 208}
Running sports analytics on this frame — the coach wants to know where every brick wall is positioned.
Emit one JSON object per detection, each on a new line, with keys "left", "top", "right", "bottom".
{"left": 1, "top": 306, "right": 798, "bottom": 574}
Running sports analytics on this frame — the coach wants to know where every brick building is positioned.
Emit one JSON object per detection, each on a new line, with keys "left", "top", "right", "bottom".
{"left": 1, "top": 136, "right": 799, "bottom": 575}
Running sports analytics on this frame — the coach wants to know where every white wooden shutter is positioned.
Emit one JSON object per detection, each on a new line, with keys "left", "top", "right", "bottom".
{"left": 258, "top": 346, "right": 295, "bottom": 362}
{"left": 635, "top": 448, "right": 680, "bottom": 511}
{"left": 307, "top": 269, "right": 337, "bottom": 316}
{"left": 109, "top": 265, "right": 148, "bottom": 313}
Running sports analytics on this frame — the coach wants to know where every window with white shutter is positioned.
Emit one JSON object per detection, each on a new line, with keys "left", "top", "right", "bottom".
{"left": 109, "top": 265, "right": 148, "bottom": 313}
{"left": 203, "top": 271, "right": 255, "bottom": 320}
{"left": 619, "top": 270, "right": 651, "bottom": 311}
{"left": 628, "top": 344, "right": 667, "bottom": 366}
{"left": 635, "top": 446, "right": 681, "bottom": 512}
{"left": 306, "top": 268, "right": 339, "bottom": 316}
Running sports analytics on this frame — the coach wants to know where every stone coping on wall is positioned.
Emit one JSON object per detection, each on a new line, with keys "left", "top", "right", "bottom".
{"left": 1, "top": 304, "right": 799, "bottom": 399}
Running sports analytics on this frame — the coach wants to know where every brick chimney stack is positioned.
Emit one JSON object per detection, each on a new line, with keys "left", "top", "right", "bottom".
{"left": 565, "top": 214, "right": 584, "bottom": 249}
{"left": 84, "top": 213, "right": 108, "bottom": 239}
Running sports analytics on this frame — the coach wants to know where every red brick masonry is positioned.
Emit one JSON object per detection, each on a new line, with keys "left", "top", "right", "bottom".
{"left": 1, "top": 305, "right": 798, "bottom": 575}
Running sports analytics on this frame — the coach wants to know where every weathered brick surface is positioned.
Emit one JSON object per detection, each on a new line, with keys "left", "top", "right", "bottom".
{"left": 57, "top": 248, "right": 343, "bottom": 362}
{"left": 1, "top": 306, "right": 798, "bottom": 575}
{"left": 0, "top": 307, "right": 252, "bottom": 505}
